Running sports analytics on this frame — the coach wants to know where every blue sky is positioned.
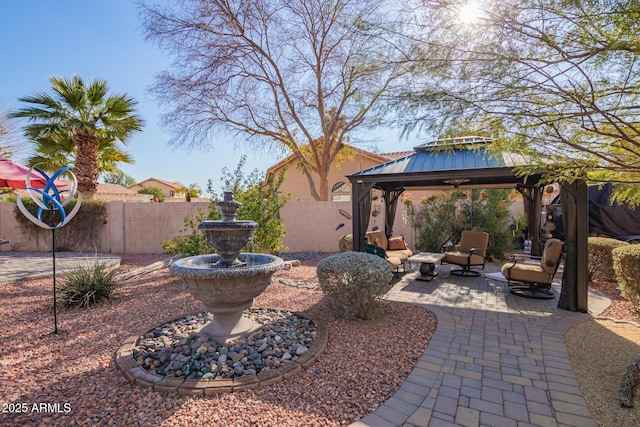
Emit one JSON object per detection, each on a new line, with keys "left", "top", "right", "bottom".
{"left": 0, "top": 0, "right": 419, "bottom": 193}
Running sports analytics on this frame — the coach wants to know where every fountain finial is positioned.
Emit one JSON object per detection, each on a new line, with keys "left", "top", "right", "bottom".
{"left": 218, "top": 191, "right": 241, "bottom": 222}
{"left": 198, "top": 191, "right": 258, "bottom": 268}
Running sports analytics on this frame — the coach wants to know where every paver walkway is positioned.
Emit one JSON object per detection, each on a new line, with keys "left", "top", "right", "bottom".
{"left": 352, "top": 263, "right": 610, "bottom": 427}
{"left": 0, "top": 252, "right": 121, "bottom": 284}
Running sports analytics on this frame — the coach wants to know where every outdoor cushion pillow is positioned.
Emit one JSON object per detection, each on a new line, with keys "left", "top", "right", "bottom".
{"left": 387, "top": 237, "right": 407, "bottom": 250}
{"left": 365, "top": 243, "right": 387, "bottom": 259}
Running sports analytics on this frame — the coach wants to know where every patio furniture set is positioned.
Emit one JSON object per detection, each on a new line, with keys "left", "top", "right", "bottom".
{"left": 364, "top": 228, "right": 564, "bottom": 299}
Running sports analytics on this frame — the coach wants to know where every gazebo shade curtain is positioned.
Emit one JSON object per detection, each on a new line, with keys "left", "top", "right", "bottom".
{"left": 383, "top": 188, "right": 404, "bottom": 238}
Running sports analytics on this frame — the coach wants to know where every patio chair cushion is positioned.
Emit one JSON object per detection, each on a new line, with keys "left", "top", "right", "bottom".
{"left": 365, "top": 230, "right": 412, "bottom": 262}
{"left": 366, "top": 230, "right": 388, "bottom": 250}
{"left": 540, "top": 239, "right": 563, "bottom": 274}
{"left": 441, "top": 251, "right": 486, "bottom": 266}
{"left": 364, "top": 243, "right": 401, "bottom": 269}
{"left": 456, "top": 230, "right": 489, "bottom": 258}
{"left": 501, "top": 262, "right": 551, "bottom": 284}
{"left": 501, "top": 238, "right": 564, "bottom": 284}
{"left": 388, "top": 237, "right": 407, "bottom": 250}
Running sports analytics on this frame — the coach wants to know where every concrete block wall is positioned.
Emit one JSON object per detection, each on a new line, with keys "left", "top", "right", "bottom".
{"left": 120, "top": 202, "right": 209, "bottom": 254}
{"left": 280, "top": 201, "right": 415, "bottom": 253}
{"left": 0, "top": 199, "right": 416, "bottom": 254}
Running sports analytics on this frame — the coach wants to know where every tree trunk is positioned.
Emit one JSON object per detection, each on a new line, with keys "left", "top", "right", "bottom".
{"left": 301, "top": 167, "right": 330, "bottom": 201}
{"left": 73, "top": 129, "right": 99, "bottom": 198}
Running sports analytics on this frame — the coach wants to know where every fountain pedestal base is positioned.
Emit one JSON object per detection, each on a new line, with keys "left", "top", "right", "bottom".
{"left": 199, "top": 302, "right": 260, "bottom": 342}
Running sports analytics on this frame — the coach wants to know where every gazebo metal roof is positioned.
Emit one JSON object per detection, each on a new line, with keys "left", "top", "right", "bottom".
{"left": 349, "top": 136, "right": 540, "bottom": 190}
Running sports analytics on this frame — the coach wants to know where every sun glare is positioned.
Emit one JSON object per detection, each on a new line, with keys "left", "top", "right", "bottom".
{"left": 459, "top": 1, "right": 482, "bottom": 24}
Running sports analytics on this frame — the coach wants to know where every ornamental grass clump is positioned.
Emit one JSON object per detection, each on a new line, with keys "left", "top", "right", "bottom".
{"left": 588, "top": 236, "right": 629, "bottom": 282}
{"left": 612, "top": 244, "right": 640, "bottom": 313}
{"left": 316, "top": 252, "right": 393, "bottom": 319}
{"left": 60, "top": 261, "right": 119, "bottom": 308}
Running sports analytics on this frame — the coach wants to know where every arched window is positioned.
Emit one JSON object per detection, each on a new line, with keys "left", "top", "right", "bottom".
{"left": 331, "top": 181, "right": 351, "bottom": 202}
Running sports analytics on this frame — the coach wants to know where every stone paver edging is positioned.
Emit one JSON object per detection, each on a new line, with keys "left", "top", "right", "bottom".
{"left": 115, "top": 311, "right": 328, "bottom": 396}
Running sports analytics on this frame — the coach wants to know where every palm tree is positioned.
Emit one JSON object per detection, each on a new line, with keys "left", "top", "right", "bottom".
{"left": 26, "top": 132, "right": 135, "bottom": 175}
{"left": 10, "top": 76, "right": 143, "bottom": 197}
{"left": 177, "top": 183, "right": 201, "bottom": 202}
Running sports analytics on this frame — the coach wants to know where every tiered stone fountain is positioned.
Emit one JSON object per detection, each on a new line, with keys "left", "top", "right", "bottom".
{"left": 169, "top": 191, "right": 284, "bottom": 342}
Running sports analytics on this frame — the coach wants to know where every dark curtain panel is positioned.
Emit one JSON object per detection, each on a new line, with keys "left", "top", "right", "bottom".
{"left": 516, "top": 185, "right": 543, "bottom": 256}
{"left": 383, "top": 188, "right": 404, "bottom": 238}
{"left": 558, "top": 181, "right": 589, "bottom": 312}
{"left": 358, "top": 183, "right": 372, "bottom": 244}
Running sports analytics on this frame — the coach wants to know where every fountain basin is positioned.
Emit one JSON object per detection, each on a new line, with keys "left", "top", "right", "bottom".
{"left": 198, "top": 220, "right": 257, "bottom": 267}
{"left": 169, "top": 253, "right": 284, "bottom": 341}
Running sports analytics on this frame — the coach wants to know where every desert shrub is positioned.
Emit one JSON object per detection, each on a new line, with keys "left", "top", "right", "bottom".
{"left": 161, "top": 209, "right": 210, "bottom": 256}
{"left": 316, "top": 252, "right": 393, "bottom": 319}
{"left": 338, "top": 234, "right": 352, "bottom": 252}
{"left": 588, "top": 237, "right": 629, "bottom": 282}
{"left": 612, "top": 245, "right": 640, "bottom": 313}
{"left": 207, "top": 155, "right": 290, "bottom": 254}
{"left": 404, "top": 189, "right": 514, "bottom": 260}
{"left": 13, "top": 198, "right": 107, "bottom": 251}
{"left": 60, "top": 261, "right": 119, "bottom": 308}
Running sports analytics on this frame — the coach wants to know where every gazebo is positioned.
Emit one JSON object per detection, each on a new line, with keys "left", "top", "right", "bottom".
{"left": 347, "top": 136, "right": 588, "bottom": 312}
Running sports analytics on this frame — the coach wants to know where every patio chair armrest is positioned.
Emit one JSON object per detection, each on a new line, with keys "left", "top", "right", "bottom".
{"left": 468, "top": 247, "right": 489, "bottom": 258}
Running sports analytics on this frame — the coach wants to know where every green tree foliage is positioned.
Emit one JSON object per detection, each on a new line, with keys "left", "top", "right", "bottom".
{"left": 10, "top": 75, "right": 143, "bottom": 197}
{"left": 138, "top": 186, "right": 165, "bottom": 202}
{"left": 404, "top": 192, "right": 463, "bottom": 253}
{"left": 176, "top": 183, "right": 201, "bottom": 202}
{"left": 141, "top": 0, "right": 411, "bottom": 200}
{"left": 459, "top": 189, "right": 515, "bottom": 260}
{"left": 102, "top": 170, "right": 137, "bottom": 187}
{"left": 405, "top": 189, "right": 514, "bottom": 260}
{"left": 161, "top": 209, "right": 211, "bottom": 256}
{"left": 397, "top": 0, "right": 640, "bottom": 205}
{"left": 207, "top": 156, "right": 291, "bottom": 254}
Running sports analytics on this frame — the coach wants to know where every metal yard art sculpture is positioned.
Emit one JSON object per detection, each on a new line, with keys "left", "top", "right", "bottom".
{"left": 17, "top": 166, "right": 82, "bottom": 334}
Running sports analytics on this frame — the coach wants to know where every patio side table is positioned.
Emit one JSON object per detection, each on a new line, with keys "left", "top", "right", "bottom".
{"left": 408, "top": 252, "right": 446, "bottom": 281}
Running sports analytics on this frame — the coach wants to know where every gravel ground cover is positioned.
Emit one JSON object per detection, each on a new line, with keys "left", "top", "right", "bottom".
{"left": 565, "top": 279, "right": 640, "bottom": 427}
{"left": 2, "top": 252, "right": 639, "bottom": 426}
{"left": 0, "top": 253, "right": 436, "bottom": 426}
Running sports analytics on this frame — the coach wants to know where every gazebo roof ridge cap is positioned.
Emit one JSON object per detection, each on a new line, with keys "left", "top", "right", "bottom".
{"left": 414, "top": 135, "right": 495, "bottom": 152}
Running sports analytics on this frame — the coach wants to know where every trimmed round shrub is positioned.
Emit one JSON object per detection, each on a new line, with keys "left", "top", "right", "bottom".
{"left": 317, "top": 251, "right": 393, "bottom": 319}
{"left": 612, "top": 245, "right": 640, "bottom": 313}
{"left": 588, "top": 237, "right": 629, "bottom": 282}
{"left": 338, "top": 234, "right": 353, "bottom": 252}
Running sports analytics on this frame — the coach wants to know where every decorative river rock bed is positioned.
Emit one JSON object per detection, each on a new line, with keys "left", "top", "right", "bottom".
{"left": 115, "top": 308, "right": 328, "bottom": 396}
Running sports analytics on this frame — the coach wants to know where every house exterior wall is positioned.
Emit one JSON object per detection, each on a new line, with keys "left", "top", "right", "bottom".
{"left": 129, "top": 180, "right": 185, "bottom": 199}
{"left": 272, "top": 154, "right": 384, "bottom": 202}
